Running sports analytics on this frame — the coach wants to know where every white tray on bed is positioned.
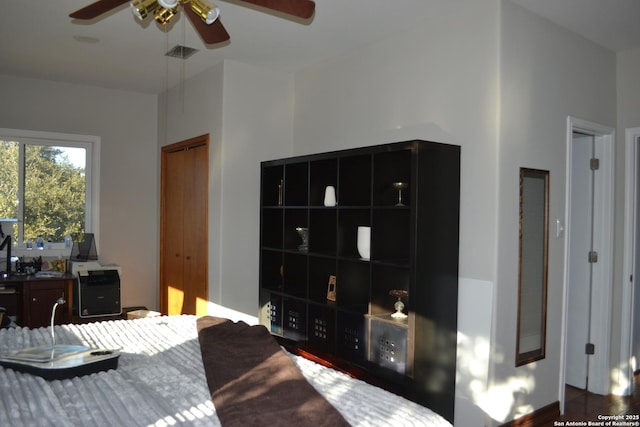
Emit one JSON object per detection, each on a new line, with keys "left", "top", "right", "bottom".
{"left": 0, "top": 344, "right": 120, "bottom": 380}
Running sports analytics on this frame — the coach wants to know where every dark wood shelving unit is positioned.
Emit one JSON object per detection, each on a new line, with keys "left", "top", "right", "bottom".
{"left": 259, "top": 140, "right": 460, "bottom": 423}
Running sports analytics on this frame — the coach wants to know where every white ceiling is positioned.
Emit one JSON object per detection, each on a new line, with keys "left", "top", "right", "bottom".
{"left": 1, "top": 0, "right": 639, "bottom": 95}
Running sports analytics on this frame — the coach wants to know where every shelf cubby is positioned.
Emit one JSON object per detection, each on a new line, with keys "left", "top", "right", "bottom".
{"left": 371, "top": 208, "right": 411, "bottom": 262}
{"left": 261, "top": 208, "right": 283, "bottom": 249}
{"left": 336, "top": 259, "right": 369, "bottom": 313}
{"left": 310, "top": 158, "right": 338, "bottom": 206}
{"left": 338, "top": 154, "right": 372, "bottom": 207}
{"left": 308, "top": 256, "right": 338, "bottom": 304}
{"left": 337, "top": 310, "right": 368, "bottom": 363}
{"left": 309, "top": 208, "right": 337, "bottom": 255}
{"left": 282, "top": 252, "right": 307, "bottom": 297}
{"left": 260, "top": 249, "right": 283, "bottom": 291}
{"left": 284, "top": 162, "right": 308, "bottom": 206}
{"left": 336, "top": 208, "right": 370, "bottom": 258}
{"left": 308, "top": 303, "right": 336, "bottom": 354}
{"left": 283, "top": 208, "right": 308, "bottom": 251}
{"left": 370, "top": 264, "right": 410, "bottom": 316}
{"left": 283, "top": 297, "right": 307, "bottom": 341}
{"left": 373, "top": 149, "right": 411, "bottom": 207}
{"left": 261, "top": 165, "right": 284, "bottom": 206}
{"left": 259, "top": 291, "right": 283, "bottom": 335}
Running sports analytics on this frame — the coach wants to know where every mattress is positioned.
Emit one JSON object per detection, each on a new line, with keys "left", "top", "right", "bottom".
{"left": 0, "top": 315, "right": 452, "bottom": 427}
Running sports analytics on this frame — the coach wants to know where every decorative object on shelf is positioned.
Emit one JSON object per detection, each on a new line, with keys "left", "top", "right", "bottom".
{"left": 52, "top": 259, "right": 67, "bottom": 273}
{"left": 296, "top": 227, "right": 309, "bottom": 252}
{"left": 393, "top": 181, "right": 408, "bottom": 206}
{"left": 389, "top": 289, "right": 409, "bottom": 320}
{"left": 357, "top": 226, "right": 371, "bottom": 260}
{"left": 15, "top": 257, "right": 42, "bottom": 275}
{"left": 278, "top": 179, "right": 283, "bottom": 206}
{"left": 326, "top": 275, "right": 337, "bottom": 301}
{"left": 323, "top": 186, "right": 337, "bottom": 207}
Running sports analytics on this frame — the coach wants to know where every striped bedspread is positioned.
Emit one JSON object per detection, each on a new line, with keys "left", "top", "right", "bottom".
{"left": 0, "top": 315, "right": 452, "bottom": 427}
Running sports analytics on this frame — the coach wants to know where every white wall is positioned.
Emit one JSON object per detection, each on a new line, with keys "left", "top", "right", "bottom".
{"left": 496, "top": 0, "right": 615, "bottom": 423}
{"left": 617, "top": 48, "right": 640, "bottom": 130}
{"left": 0, "top": 75, "right": 159, "bottom": 311}
{"left": 160, "top": 60, "right": 294, "bottom": 316}
{"left": 218, "top": 60, "right": 293, "bottom": 314}
{"left": 293, "top": 1, "right": 500, "bottom": 424}
{"left": 617, "top": 48, "right": 640, "bottom": 382}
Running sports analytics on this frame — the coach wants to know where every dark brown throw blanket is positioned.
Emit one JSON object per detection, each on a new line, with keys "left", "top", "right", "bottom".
{"left": 196, "top": 316, "right": 351, "bottom": 427}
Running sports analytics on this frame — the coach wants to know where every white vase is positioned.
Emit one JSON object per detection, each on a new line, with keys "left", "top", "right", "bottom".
{"left": 324, "top": 186, "right": 336, "bottom": 207}
{"left": 357, "top": 226, "right": 370, "bottom": 260}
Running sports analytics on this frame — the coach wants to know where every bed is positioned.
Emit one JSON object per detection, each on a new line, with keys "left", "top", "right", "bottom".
{"left": 0, "top": 315, "right": 452, "bottom": 426}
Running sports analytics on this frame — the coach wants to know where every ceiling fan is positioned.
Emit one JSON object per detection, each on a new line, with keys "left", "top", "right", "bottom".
{"left": 69, "top": 0, "right": 316, "bottom": 45}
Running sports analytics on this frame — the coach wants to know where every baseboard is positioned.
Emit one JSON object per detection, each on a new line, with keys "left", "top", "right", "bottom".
{"left": 500, "top": 402, "right": 560, "bottom": 427}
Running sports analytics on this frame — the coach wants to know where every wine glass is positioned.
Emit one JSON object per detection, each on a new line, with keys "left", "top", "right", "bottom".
{"left": 392, "top": 182, "right": 408, "bottom": 206}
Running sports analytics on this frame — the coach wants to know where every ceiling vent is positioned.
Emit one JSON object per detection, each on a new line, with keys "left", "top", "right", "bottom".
{"left": 165, "top": 45, "right": 198, "bottom": 59}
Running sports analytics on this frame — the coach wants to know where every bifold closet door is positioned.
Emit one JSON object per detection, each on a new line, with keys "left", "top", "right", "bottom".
{"left": 161, "top": 135, "right": 209, "bottom": 316}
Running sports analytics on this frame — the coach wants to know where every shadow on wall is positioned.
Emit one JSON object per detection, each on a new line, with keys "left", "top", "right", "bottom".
{"left": 456, "top": 278, "right": 543, "bottom": 426}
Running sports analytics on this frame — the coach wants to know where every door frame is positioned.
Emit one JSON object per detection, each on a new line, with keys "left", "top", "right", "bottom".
{"left": 620, "top": 127, "right": 640, "bottom": 395}
{"left": 560, "top": 116, "right": 615, "bottom": 408}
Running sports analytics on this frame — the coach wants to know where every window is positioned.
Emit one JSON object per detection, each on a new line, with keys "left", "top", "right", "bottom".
{"left": 0, "top": 129, "right": 99, "bottom": 249}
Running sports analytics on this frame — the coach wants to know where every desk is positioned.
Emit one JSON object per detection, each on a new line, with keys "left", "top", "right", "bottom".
{"left": 0, "top": 274, "right": 75, "bottom": 328}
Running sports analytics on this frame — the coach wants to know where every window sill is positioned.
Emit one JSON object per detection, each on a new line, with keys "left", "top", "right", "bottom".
{"left": 12, "top": 248, "right": 73, "bottom": 259}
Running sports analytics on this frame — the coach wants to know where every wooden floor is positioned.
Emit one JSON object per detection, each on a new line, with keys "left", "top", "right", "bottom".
{"left": 558, "top": 373, "right": 640, "bottom": 422}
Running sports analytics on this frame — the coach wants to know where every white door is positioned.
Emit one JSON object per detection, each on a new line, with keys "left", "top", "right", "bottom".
{"left": 621, "top": 129, "right": 640, "bottom": 396}
{"left": 634, "top": 139, "right": 640, "bottom": 372}
{"left": 562, "top": 117, "right": 614, "bottom": 403}
{"left": 565, "top": 132, "right": 594, "bottom": 389}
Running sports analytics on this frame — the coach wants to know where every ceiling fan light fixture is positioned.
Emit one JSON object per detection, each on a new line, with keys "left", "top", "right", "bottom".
{"left": 130, "top": 0, "right": 158, "bottom": 20}
{"left": 154, "top": 5, "right": 178, "bottom": 25}
{"left": 190, "top": 0, "right": 220, "bottom": 25}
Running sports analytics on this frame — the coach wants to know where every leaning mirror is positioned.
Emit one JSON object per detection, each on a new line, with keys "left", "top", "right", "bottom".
{"left": 516, "top": 168, "right": 549, "bottom": 366}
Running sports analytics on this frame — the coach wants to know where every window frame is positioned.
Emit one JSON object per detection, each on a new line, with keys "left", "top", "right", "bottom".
{"left": 0, "top": 128, "right": 100, "bottom": 251}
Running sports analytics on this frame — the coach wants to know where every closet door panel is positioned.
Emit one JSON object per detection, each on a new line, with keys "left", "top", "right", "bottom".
{"left": 183, "top": 144, "right": 208, "bottom": 315}
{"left": 163, "top": 149, "right": 186, "bottom": 315}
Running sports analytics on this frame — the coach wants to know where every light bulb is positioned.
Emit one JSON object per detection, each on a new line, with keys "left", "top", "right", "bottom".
{"left": 157, "top": 0, "right": 178, "bottom": 8}
{"left": 130, "top": 0, "right": 158, "bottom": 20}
{"left": 191, "top": 0, "right": 220, "bottom": 24}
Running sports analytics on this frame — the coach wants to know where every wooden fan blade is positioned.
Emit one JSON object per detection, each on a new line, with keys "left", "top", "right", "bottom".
{"left": 236, "top": 0, "right": 315, "bottom": 19}
{"left": 183, "top": 6, "right": 231, "bottom": 44}
{"left": 70, "top": 0, "right": 130, "bottom": 19}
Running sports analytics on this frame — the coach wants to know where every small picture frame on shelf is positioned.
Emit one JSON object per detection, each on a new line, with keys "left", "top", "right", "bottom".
{"left": 326, "top": 275, "right": 337, "bottom": 301}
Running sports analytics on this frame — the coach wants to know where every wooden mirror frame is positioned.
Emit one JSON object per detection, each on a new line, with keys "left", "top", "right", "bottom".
{"left": 516, "top": 168, "right": 550, "bottom": 366}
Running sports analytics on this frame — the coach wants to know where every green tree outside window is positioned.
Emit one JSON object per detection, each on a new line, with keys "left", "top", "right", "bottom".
{"left": 0, "top": 140, "right": 86, "bottom": 245}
